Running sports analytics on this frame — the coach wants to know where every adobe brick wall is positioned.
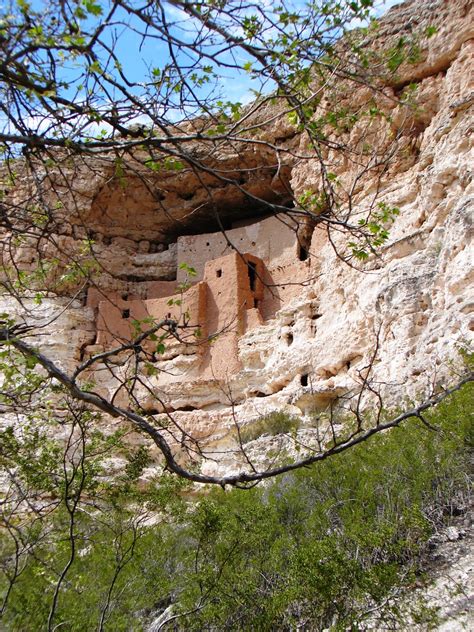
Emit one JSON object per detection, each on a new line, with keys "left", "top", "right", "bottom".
{"left": 176, "top": 215, "right": 298, "bottom": 282}
{"left": 92, "top": 214, "right": 316, "bottom": 379}
{"left": 146, "top": 282, "right": 207, "bottom": 355}
{"left": 177, "top": 214, "right": 314, "bottom": 320}
{"left": 145, "top": 280, "right": 178, "bottom": 299}
{"left": 94, "top": 252, "right": 266, "bottom": 380}
{"left": 200, "top": 252, "right": 264, "bottom": 379}
{"left": 96, "top": 296, "right": 149, "bottom": 347}
{"left": 96, "top": 283, "right": 206, "bottom": 350}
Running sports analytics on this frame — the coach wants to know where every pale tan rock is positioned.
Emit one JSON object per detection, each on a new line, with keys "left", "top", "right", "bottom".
{"left": 0, "top": 0, "right": 472, "bottom": 479}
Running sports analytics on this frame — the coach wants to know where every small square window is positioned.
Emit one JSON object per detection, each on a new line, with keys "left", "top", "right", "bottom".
{"left": 216, "top": 269, "right": 222, "bottom": 278}
{"left": 122, "top": 309, "right": 130, "bottom": 319}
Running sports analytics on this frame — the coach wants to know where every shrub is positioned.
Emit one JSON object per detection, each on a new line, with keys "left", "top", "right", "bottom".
{"left": 177, "top": 382, "right": 473, "bottom": 630}
{"left": 239, "top": 411, "right": 301, "bottom": 443}
{"left": 0, "top": 383, "right": 472, "bottom": 630}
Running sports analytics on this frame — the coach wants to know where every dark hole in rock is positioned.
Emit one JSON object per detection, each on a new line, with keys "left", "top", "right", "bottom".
{"left": 142, "top": 408, "right": 162, "bottom": 416}
{"left": 297, "top": 220, "right": 316, "bottom": 261}
{"left": 122, "top": 309, "right": 130, "bottom": 319}
{"left": 153, "top": 189, "right": 166, "bottom": 201}
{"left": 300, "top": 373, "right": 309, "bottom": 386}
{"left": 247, "top": 261, "right": 257, "bottom": 291}
{"left": 298, "top": 243, "right": 309, "bottom": 261}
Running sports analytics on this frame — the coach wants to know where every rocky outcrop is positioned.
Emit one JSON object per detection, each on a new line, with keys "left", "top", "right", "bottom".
{"left": 1, "top": 0, "right": 472, "bottom": 463}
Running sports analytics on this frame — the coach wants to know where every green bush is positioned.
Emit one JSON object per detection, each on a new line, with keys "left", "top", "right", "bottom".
{"left": 239, "top": 410, "right": 301, "bottom": 443}
{"left": 0, "top": 383, "right": 472, "bottom": 630}
{"left": 175, "top": 382, "right": 473, "bottom": 630}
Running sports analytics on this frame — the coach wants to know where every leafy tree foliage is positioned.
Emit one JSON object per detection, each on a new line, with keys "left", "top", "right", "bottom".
{"left": 1, "top": 0, "right": 411, "bottom": 261}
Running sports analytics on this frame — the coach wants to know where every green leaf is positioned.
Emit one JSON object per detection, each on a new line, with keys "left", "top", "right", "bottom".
{"left": 178, "top": 263, "right": 197, "bottom": 276}
{"left": 287, "top": 111, "right": 299, "bottom": 126}
{"left": 83, "top": 0, "right": 103, "bottom": 16}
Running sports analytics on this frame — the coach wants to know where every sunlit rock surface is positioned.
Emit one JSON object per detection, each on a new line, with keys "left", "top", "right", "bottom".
{"left": 0, "top": 0, "right": 473, "bottom": 627}
{"left": 2, "top": 0, "right": 472, "bottom": 463}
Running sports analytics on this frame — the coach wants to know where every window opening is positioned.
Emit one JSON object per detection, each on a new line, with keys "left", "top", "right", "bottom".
{"left": 121, "top": 309, "right": 130, "bottom": 319}
{"left": 247, "top": 261, "right": 257, "bottom": 291}
{"left": 300, "top": 373, "right": 309, "bottom": 386}
{"left": 216, "top": 269, "right": 222, "bottom": 278}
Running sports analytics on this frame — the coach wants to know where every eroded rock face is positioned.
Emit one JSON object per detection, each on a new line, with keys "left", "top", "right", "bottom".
{"left": 0, "top": 2, "right": 472, "bottom": 628}
{"left": 98, "top": 0, "right": 473, "bottom": 465}
{"left": 1, "top": 0, "right": 472, "bottom": 468}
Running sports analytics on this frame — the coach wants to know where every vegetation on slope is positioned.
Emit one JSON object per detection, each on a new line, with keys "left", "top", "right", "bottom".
{"left": 0, "top": 380, "right": 472, "bottom": 630}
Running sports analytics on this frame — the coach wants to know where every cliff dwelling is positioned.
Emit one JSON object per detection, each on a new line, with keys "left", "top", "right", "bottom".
{"left": 88, "top": 213, "right": 316, "bottom": 382}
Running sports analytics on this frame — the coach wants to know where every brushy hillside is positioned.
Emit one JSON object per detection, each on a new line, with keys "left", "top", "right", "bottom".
{"left": 1, "top": 381, "right": 472, "bottom": 631}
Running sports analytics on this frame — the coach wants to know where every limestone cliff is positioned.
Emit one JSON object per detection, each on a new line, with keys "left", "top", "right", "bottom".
{"left": 1, "top": 1, "right": 473, "bottom": 629}
{"left": 1, "top": 0, "right": 472, "bottom": 473}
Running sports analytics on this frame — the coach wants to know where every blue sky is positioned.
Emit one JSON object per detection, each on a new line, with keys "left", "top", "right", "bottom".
{"left": 106, "top": 0, "right": 405, "bottom": 114}
{"left": 1, "top": 0, "right": 405, "bottom": 136}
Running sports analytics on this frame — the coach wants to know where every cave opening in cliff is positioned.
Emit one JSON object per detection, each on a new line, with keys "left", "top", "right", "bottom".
{"left": 88, "top": 168, "right": 294, "bottom": 246}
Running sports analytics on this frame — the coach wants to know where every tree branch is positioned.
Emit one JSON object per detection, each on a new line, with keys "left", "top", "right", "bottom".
{"left": 1, "top": 326, "right": 471, "bottom": 488}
